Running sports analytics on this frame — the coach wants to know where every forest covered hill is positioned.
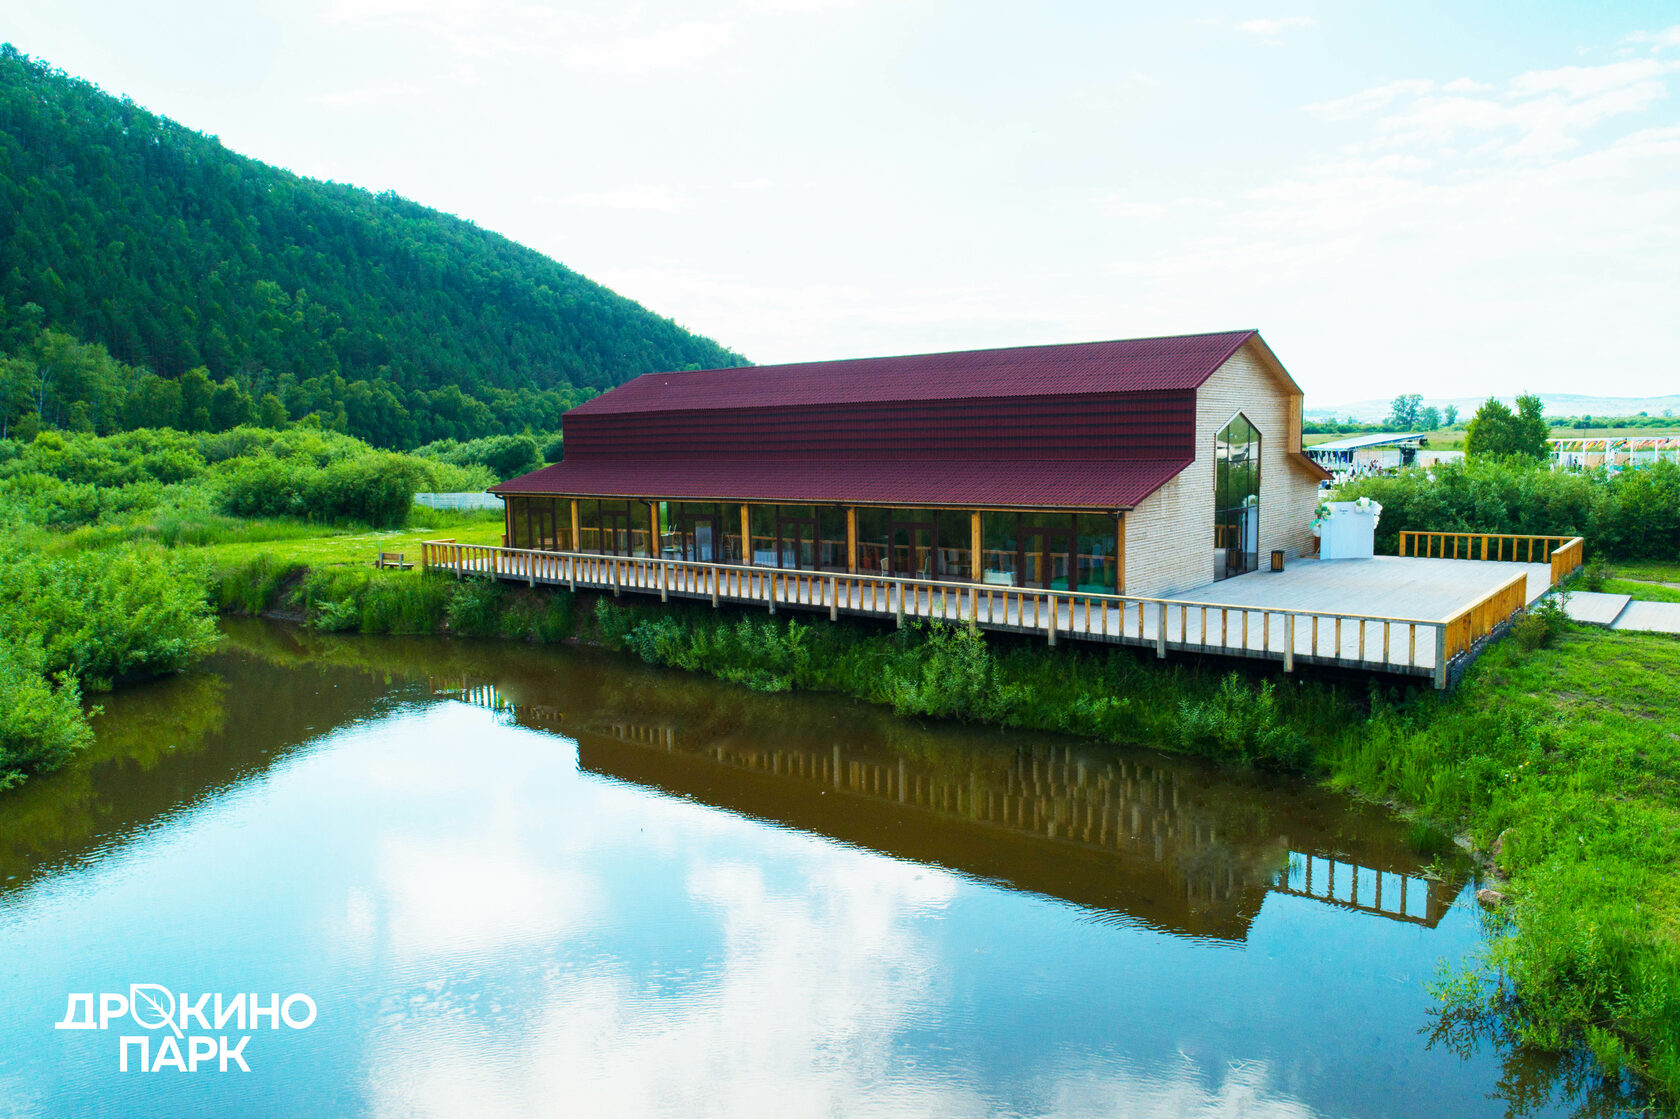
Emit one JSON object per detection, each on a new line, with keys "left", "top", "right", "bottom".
{"left": 0, "top": 45, "right": 746, "bottom": 448}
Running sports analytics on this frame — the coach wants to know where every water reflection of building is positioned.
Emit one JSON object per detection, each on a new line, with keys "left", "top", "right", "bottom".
{"left": 440, "top": 679, "right": 1456, "bottom": 941}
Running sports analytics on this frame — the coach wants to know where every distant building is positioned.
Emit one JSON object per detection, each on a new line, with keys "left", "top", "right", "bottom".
{"left": 1305, "top": 432, "right": 1426, "bottom": 473}
{"left": 492, "top": 330, "right": 1330, "bottom": 598}
{"left": 1551, "top": 436, "right": 1680, "bottom": 470}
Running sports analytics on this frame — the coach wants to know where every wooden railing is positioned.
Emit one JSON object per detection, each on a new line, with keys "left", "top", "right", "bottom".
{"left": 1399, "top": 530, "right": 1569, "bottom": 564}
{"left": 1549, "top": 537, "right": 1585, "bottom": 585}
{"left": 1397, "top": 530, "right": 1584, "bottom": 586}
{"left": 1439, "top": 571, "right": 1528, "bottom": 668}
{"left": 419, "top": 541, "right": 1529, "bottom": 688}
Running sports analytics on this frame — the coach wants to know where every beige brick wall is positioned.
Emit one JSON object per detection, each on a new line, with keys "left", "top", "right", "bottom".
{"left": 1123, "top": 343, "right": 1322, "bottom": 597}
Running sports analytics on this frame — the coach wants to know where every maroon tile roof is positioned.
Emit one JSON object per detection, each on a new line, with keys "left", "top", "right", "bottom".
{"left": 492, "top": 330, "right": 1304, "bottom": 508}
{"left": 490, "top": 456, "right": 1189, "bottom": 511}
{"left": 567, "top": 330, "right": 1259, "bottom": 415}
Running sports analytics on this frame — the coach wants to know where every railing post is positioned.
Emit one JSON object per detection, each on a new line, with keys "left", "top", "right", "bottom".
{"left": 711, "top": 567, "right": 719, "bottom": 608}
{"left": 1155, "top": 601, "right": 1167, "bottom": 658}
{"left": 660, "top": 560, "right": 668, "bottom": 603}
{"left": 829, "top": 576, "right": 838, "bottom": 621}
{"left": 896, "top": 583, "right": 905, "bottom": 629}
{"left": 1047, "top": 593, "right": 1058, "bottom": 646}
{"left": 1284, "top": 613, "right": 1295, "bottom": 673}
{"left": 767, "top": 571, "right": 776, "bottom": 614}
{"left": 611, "top": 558, "right": 620, "bottom": 596}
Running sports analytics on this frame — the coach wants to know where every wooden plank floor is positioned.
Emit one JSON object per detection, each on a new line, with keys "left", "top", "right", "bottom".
{"left": 1172, "top": 557, "right": 1553, "bottom": 617}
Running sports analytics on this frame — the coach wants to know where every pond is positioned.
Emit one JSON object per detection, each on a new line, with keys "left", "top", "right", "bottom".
{"left": 0, "top": 619, "right": 1602, "bottom": 1116}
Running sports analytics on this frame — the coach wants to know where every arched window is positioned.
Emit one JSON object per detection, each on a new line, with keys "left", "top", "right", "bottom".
{"left": 1214, "top": 414, "right": 1261, "bottom": 580}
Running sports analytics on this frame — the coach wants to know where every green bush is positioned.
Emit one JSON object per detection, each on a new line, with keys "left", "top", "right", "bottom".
{"left": 883, "top": 622, "right": 1022, "bottom": 722}
{"left": 1339, "top": 458, "right": 1680, "bottom": 561}
{"left": 0, "top": 546, "right": 220, "bottom": 689}
{"left": 1177, "top": 674, "right": 1311, "bottom": 767}
{"left": 0, "top": 639, "right": 94, "bottom": 790}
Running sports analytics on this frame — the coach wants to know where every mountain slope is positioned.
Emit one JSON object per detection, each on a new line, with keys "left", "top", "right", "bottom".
{"left": 0, "top": 45, "right": 745, "bottom": 444}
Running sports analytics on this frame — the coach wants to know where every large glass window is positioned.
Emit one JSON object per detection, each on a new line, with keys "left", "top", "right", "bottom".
{"left": 738, "top": 504, "right": 848, "bottom": 570}
{"left": 978, "top": 512, "right": 1119, "bottom": 592}
{"left": 577, "top": 499, "right": 654, "bottom": 556}
{"left": 506, "top": 497, "right": 571, "bottom": 550}
{"left": 1214, "top": 414, "right": 1262, "bottom": 580}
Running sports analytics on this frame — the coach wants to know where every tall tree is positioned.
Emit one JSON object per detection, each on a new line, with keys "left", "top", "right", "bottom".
{"left": 1386, "top": 393, "right": 1423, "bottom": 429}
{"left": 1465, "top": 395, "right": 1550, "bottom": 459}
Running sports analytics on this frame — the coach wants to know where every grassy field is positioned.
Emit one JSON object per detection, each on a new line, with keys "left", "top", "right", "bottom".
{"left": 1607, "top": 559, "right": 1680, "bottom": 586}
{"left": 188, "top": 508, "right": 504, "bottom": 568}
{"left": 1601, "top": 578, "right": 1680, "bottom": 603}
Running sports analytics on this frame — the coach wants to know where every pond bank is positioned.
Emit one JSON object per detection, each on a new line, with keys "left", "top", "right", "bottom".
{"left": 211, "top": 556, "right": 1680, "bottom": 1107}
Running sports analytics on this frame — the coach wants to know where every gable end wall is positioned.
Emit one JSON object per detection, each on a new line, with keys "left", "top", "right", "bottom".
{"left": 1122, "top": 345, "right": 1320, "bottom": 597}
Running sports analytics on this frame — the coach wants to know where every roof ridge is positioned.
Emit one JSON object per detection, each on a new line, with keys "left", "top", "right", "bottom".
{"left": 632, "top": 329, "right": 1260, "bottom": 379}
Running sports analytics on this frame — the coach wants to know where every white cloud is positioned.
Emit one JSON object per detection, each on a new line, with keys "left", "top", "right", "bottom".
{"left": 1306, "top": 57, "right": 1679, "bottom": 159}
{"left": 1236, "top": 15, "right": 1317, "bottom": 40}
{"left": 1625, "top": 24, "right": 1680, "bottom": 51}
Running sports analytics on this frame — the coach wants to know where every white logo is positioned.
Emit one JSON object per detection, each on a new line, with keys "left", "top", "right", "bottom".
{"left": 55, "top": 985, "right": 316, "bottom": 1072}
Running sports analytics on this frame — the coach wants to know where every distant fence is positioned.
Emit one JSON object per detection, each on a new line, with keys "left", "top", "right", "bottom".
{"left": 415, "top": 492, "right": 502, "bottom": 512}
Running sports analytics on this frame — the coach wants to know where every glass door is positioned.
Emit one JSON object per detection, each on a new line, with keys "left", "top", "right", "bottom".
{"left": 533, "top": 502, "right": 556, "bottom": 550}
{"left": 777, "top": 516, "right": 817, "bottom": 570}
{"left": 1019, "top": 526, "right": 1074, "bottom": 590}
{"left": 680, "top": 515, "right": 717, "bottom": 562}
{"left": 602, "top": 511, "right": 631, "bottom": 556}
{"left": 889, "top": 520, "right": 936, "bottom": 580}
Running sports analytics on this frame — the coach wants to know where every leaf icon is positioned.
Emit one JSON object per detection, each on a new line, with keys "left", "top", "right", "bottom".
{"left": 129, "top": 984, "right": 181, "bottom": 1037}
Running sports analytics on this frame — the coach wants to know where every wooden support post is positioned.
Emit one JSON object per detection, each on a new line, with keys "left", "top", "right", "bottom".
{"left": 651, "top": 504, "right": 661, "bottom": 563}
{"left": 846, "top": 507, "right": 858, "bottom": 573}
{"left": 660, "top": 560, "right": 668, "bottom": 603}
{"left": 741, "top": 505, "right": 752, "bottom": 567}
{"left": 711, "top": 568, "right": 719, "bottom": 608}
{"left": 767, "top": 571, "right": 776, "bottom": 614}
{"left": 1115, "top": 512, "right": 1127, "bottom": 595}
{"left": 1284, "top": 614, "right": 1295, "bottom": 672}
{"left": 1047, "top": 594, "right": 1058, "bottom": 646}
{"left": 1433, "top": 624, "right": 1448, "bottom": 689}
{"left": 896, "top": 583, "right": 905, "bottom": 629}
{"left": 611, "top": 558, "right": 619, "bottom": 596}
{"left": 829, "top": 575, "right": 838, "bottom": 621}
{"left": 1155, "top": 601, "right": 1167, "bottom": 658}
{"left": 970, "top": 511, "right": 982, "bottom": 582}
{"left": 570, "top": 499, "right": 581, "bottom": 554}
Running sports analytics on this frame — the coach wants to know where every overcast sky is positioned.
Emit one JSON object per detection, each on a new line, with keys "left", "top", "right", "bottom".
{"left": 9, "top": 1, "right": 1680, "bottom": 405}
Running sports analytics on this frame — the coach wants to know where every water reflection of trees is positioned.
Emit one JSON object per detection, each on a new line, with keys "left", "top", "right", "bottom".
{"left": 0, "top": 633, "right": 414, "bottom": 894}
{"left": 1427, "top": 991, "right": 1643, "bottom": 1119}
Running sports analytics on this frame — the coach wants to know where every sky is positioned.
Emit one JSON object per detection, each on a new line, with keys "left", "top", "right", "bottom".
{"left": 7, "top": 1, "right": 1680, "bottom": 406}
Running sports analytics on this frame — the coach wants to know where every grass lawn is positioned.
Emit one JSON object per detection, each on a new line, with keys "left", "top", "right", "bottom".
{"left": 1341, "top": 624, "right": 1680, "bottom": 1099}
{"left": 1600, "top": 578, "right": 1680, "bottom": 604}
{"left": 190, "top": 508, "right": 504, "bottom": 569}
{"left": 1605, "top": 559, "right": 1680, "bottom": 586}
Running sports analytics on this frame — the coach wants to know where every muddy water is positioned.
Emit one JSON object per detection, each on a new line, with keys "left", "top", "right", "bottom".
{"left": 0, "top": 620, "right": 1596, "bottom": 1117}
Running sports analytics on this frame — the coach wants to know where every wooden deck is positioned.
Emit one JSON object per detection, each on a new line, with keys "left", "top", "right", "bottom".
{"left": 421, "top": 538, "right": 1578, "bottom": 688}
{"left": 1179, "top": 556, "right": 1554, "bottom": 614}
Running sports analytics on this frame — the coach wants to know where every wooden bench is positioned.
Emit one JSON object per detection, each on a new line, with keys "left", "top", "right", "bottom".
{"left": 374, "top": 551, "right": 414, "bottom": 570}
